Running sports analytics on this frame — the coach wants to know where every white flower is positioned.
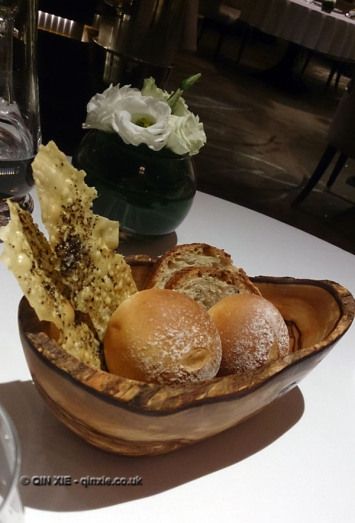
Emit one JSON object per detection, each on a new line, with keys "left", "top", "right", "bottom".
{"left": 167, "top": 113, "right": 206, "bottom": 156}
{"left": 141, "top": 77, "right": 168, "bottom": 102}
{"left": 171, "top": 96, "right": 190, "bottom": 117}
{"left": 83, "top": 76, "right": 206, "bottom": 155}
{"left": 84, "top": 84, "right": 171, "bottom": 151}
{"left": 84, "top": 84, "right": 139, "bottom": 132}
{"left": 111, "top": 95, "right": 171, "bottom": 151}
{"left": 142, "top": 77, "right": 189, "bottom": 117}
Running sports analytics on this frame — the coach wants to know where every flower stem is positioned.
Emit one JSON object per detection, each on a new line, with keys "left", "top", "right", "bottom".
{"left": 168, "top": 73, "right": 201, "bottom": 110}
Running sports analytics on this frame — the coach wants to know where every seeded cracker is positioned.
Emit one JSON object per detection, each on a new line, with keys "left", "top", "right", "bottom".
{"left": 0, "top": 141, "right": 137, "bottom": 369}
{"left": 0, "top": 202, "right": 101, "bottom": 368}
{"left": 31, "top": 141, "right": 137, "bottom": 341}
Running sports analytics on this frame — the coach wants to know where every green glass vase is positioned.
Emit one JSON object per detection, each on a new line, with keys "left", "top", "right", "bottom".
{"left": 73, "top": 130, "right": 196, "bottom": 236}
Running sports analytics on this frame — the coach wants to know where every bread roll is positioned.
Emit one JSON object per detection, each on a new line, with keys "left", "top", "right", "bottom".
{"left": 104, "top": 288, "right": 222, "bottom": 384}
{"left": 209, "top": 293, "right": 290, "bottom": 376}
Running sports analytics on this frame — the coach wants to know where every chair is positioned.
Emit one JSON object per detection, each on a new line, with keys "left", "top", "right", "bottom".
{"left": 326, "top": 60, "right": 355, "bottom": 90}
{"left": 292, "top": 77, "right": 355, "bottom": 206}
{"left": 300, "top": 51, "right": 355, "bottom": 90}
{"left": 198, "top": 0, "right": 242, "bottom": 59}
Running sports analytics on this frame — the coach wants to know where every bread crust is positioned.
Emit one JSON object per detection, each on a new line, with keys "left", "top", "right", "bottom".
{"left": 104, "top": 288, "right": 222, "bottom": 384}
{"left": 145, "top": 243, "right": 232, "bottom": 289}
{"left": 165, "top": 266, "right": 261, "bottom": 309}
{"left": 209, "top": 293, "right": 290, "bottom": 376}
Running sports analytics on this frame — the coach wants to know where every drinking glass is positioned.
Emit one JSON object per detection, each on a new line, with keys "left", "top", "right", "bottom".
{"left": 0, "top": 0, "right": 40, "bottom": 227}
{"left": 0, "top": 405, "right": 23, "bottom": 523}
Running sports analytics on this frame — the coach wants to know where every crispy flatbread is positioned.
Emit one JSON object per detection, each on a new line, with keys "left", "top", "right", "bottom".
{"left": 31, "top": 142, "right": 137, "bottom": 340}
{"left": 0, "top": 141, "right": 138, "bottom": 368}
{"left": 0, "top": 202, "right": 101, "bottom": 367}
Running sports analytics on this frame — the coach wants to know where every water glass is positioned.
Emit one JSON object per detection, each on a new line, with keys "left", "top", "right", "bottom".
{"left": 0, "top": 0, "right": 40, "bottom": 227}
{"left": 0, "top": 405, "right": 23, "bottom": 523}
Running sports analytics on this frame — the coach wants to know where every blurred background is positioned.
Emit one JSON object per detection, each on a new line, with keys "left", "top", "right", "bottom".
{"left": 36, "top": 0, "right": 355, "bottom": 253}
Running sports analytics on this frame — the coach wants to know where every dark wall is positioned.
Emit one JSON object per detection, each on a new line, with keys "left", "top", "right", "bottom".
{"left": 38, "top": 34, "right": 91, "bottom": 155}
{"left": 37, "top": 2, "right": 100, "bottom": 154}
{"left": 38, "top": 0, "right": 98, "bottom": 23}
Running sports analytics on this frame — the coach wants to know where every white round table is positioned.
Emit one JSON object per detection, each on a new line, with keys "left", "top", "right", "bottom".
{"left": 1, "top": 190, "right": 355, "bottom": 522}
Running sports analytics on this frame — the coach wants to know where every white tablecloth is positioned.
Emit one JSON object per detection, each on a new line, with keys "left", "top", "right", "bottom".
{"left": 240, "top": 0, "right": 355, "bottom": 61}
{"left": 1, "top": 190, "right": 355, "bottom": 522}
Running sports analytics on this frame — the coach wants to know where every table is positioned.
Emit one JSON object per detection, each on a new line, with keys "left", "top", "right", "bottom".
{"left": 1, "top": 190, "right": 355, "bottom": 522}
{"left": 240, "top": 0, "right": 355, "bottom": 61}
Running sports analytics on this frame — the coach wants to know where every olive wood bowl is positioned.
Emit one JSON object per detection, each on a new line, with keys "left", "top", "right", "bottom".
{"left": 18, "top": 257, "right": 355, "bottom": 456}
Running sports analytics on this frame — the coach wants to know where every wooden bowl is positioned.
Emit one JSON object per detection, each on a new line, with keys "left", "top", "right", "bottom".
{"left": 18, "top": 257, "right": 355, "bottom": 456}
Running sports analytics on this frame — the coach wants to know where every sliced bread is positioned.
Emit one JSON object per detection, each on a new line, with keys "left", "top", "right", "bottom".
{"left": 165, "top": 266, "right": 261, "bottom": 309}
{"left": 145, "top": 243, "right": 232, "bottom": 289}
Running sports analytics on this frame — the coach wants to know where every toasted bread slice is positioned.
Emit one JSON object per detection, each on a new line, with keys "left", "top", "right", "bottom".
{"left": 146, "top": 243, "right": 232, "bottom": 289}
{"left": 165, "top": 266, "right": 261, "bottom": 309}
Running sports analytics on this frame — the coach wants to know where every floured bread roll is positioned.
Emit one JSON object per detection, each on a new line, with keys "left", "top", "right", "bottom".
{"left": 104, "top": 288, "right": 222, "bottom": 384}
{"left": 209, "top": 293, "right": 290, "bottom": 376}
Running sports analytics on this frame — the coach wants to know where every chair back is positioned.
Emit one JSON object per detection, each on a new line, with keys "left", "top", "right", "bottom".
{"left": 328, "top": 79, "right": 355, "bottom": 158}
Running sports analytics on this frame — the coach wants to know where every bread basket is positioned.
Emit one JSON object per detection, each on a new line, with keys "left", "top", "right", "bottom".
{"left": 18, "top": 256, "right": 355, "bottom": 456}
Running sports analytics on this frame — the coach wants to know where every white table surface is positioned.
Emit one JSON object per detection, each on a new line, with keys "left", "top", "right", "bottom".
{"left": 1, "top": 190, "right": 355, "bottom": 522}
{"left": 240, "top": 0, "right": 355, "bottom": 61}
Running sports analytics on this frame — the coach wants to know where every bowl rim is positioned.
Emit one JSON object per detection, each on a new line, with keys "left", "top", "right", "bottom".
{"left": 18, "top": 275, "right": 355, "bottom": 415}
